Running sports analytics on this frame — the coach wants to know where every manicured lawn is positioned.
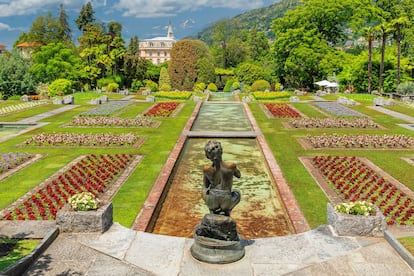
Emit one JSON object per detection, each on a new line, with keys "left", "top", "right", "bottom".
{"left": 250, "top": 98, "right": 414, "bottom": 228}
{"left": 0, "top": 238, "right": 40, "bottom": 271}
{"left": 398, "top": 236, "right": 414, "bottom": 257}
{"left": 0, "top": 91, "right": 413, "bottom": 230}
{"left": 0, "top": 94, "right": 194, "bottom": 227}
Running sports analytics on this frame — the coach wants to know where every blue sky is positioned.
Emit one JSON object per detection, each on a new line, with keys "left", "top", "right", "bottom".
{"left": 0, "top": 0, "right": 276, "bottom": 49}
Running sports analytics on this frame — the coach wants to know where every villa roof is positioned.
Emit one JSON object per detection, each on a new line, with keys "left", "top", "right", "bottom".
{"left": 144, "top": 37, "right": 176, "bottom": 41}
{"left": 16, "top": 42, "right": 43, "bottom": 48}
{"left": 0, "top": 43, "right": 6, "bottom": 48}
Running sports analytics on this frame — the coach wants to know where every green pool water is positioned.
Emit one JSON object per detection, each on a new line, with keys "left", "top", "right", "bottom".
{"left": 191, "top": 103, "right": 252, "bottom": 132}
{"left": 151, "top": 138, "right": 295, "bottom": 239}
{"left": 0, "top": 124, "right": 33, "bottom": 138}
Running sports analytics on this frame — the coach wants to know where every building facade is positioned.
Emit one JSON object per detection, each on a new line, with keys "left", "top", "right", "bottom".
{"left": 139, "top": 24, "right": 176, "bottom": 65}
{"left": 0, "top": 44, "right": 6, "bottom": 54}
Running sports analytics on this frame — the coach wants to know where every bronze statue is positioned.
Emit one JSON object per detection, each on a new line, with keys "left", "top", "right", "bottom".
{"left": 203, "top": 140, "right": 241, "bottom": 216}
{"left": 191, "top": 140, "right": 245, "bottom": 263}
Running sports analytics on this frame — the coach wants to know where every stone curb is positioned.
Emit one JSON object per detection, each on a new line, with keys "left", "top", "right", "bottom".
{"left": 384, "top": 230, "right": 414, "bottom": 270}
{"left": 2, "top": 227, "right": 59, "bottom": 276}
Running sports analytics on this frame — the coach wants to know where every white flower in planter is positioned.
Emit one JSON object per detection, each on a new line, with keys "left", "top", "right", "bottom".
{"left": 68, "top": 192, "right": 100, "bottom": 211}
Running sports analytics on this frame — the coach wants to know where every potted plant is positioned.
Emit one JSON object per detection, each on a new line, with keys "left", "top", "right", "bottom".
{"left": 56, "top": 192, "right": 113, "bottom": 233}
{"left": 327, "top": 201, "right": 386, "bottom": 237}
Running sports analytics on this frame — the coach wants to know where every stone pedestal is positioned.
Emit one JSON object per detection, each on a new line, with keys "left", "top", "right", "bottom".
{"left": 190, "top": 214, "right": 245, "bottom": 264}
{"left": 327, "top": 203, "right": 386, "bottom": 237}
{"left": 56, "top": 202, "right": 113, "bottom": 233}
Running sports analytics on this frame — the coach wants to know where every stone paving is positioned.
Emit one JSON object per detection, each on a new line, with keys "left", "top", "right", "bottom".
{"left": 16, "top": 223, "right": 414, "bottom": 275}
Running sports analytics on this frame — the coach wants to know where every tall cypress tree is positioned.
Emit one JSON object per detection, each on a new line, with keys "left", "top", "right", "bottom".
{"left": 75, "top": 2, "right": 95, "bottom": 32}
{"left": 59, "top": 4, "right": 72, "bottom": 43}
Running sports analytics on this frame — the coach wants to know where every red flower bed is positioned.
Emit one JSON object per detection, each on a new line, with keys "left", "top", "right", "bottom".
{"left": 312, "top": 155, "right": 414, "bottom": 225}
{"left": 2, "top": 154, "right": 134, "bottom": 221}
{"left": 143, "top": 102, "right": 180, "bottom": 117}
{"left": 264, "top": 103, "right": 301, "bottom": 118}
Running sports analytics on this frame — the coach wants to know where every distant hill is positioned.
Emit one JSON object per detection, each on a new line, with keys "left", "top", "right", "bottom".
{"left": 193, "top": 0, "right": 300, "bottom": 45}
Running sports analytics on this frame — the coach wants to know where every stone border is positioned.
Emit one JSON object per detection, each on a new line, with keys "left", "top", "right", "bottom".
{"left": 1, "top": 227, "right": 59, "bottom": 276}
{"left": 16, "top": 137, "right": 146, "bottom": 149}
{"left": 0, "top": 154, "right": 144, "bottom": 219}
{"left": 132, "top": 101, "right": 310, "bottom": 235}
{"left": 401, "top": 157, "right": 414, "bottom": 167}
{"left": 385, "top": 230, "right": 414, "bottom": 270}
{"left": 243, "top": 102, "right": 310, "bottom": 234}
{"left": 259, "top": 103, "right": 308, "bottom": 119}
{"left": 132, "top": 101, "right": 202, "bottom": 232}
{"left": 297, "top": 137, "right": 414, "bottom": 151}
{"left": 0, "top": 154, "right": 44, "bottom": 182}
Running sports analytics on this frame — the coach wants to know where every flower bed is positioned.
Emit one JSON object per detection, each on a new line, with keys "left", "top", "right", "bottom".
{"left": 0, "top": 101, "right": 48, "bottom": 116}
{"left": 305, "top": 134, "right": 414, "bottom": 149}
{"left": 2, "top": 154, "right": 134, "bottom": 220}
{"left": 66, "top": 116, "right": 158, "bottom": 128}
{"left": 0, "top": 152, "right": 33, "bottom": 174}
{"left": 289, "top": 118, "right": 380, "bottom": 129}
{"left": 252, "top": 92, "right": 292, "bottom": 100}
{"left": 264, "top": 103, "right": 301, "bottom": 118}
{"left": 313, "top": 101, "right": 365, "bottom": 117}
{"left": 21, "top": 133, "right": 139, "bottom": 147}
{"left": 80, "top": 101, "right": 130, "bottom": 117}
{"left": 312, "top": 155, "right": 414, "bottom": 225}
{"left": 154, "top": 91, "right": 192, "bottom": 100}
{"left": 143, "top": 102, "right": 180, "bottom": 117}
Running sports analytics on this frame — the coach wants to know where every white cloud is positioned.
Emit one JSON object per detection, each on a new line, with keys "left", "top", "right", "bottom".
{"left": 0, "top": 21, "right": 24, "bottom": 31}
{"left": 0, "top": 22, "right": 11, "bottom": 30}
{"left": 0, "top": 0, "right": 107, "bottom": 17}
{"left": 114, "top": 0, "right": 267, "bottom": 18}
{"left": 181, "top": 18, "right": 195, "bottom": 29}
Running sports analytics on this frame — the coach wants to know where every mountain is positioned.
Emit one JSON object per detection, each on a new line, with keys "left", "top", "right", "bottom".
{"left": 193, "top": 0, "right": 300, "bottom": 45}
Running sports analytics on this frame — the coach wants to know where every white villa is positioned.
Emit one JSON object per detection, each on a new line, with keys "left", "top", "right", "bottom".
{"left": 139, "top": 23, "right": 176, "bottom": 65}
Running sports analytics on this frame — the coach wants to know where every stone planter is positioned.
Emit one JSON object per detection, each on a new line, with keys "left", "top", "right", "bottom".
{"left": 327, "top": 203, "right": 386, "bottom": 237}
{"left": 56, "top": 202, "right": 113, "bottom": 233}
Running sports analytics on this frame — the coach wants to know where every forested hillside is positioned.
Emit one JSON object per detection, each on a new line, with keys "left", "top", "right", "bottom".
{"left": 194, "top": 0, "right": 300, "bottom": 44}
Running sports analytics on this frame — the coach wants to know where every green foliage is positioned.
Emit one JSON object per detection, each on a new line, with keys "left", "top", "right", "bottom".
{"left": 0, "top": 51, "right": 37, "bottom": 99}
{"left": 159, "top": 84, "right": 172, "bottom": 91}
{"left": 232, "top": 80, "right": 240, "bottom": 91}
{"left": 397, "top": 81, "right": 414, "bottom": 95}
{"left": 131, "top": 79, "right": 144, "bottom": 92}
{"left": 143, "top": 79, "right": 158, "bottom": 92}
{"left": 252, "top": 91, "right": 291, "bottom": 100}
{"left": 251, "top": 80, "right": 271, "bottom": 91}
{"left": 237, "top": 63, "right": 271, "bottom": 86}
{"left": 196, "top": 57, "right": 216, "bottom": 84}
{"left": 207, "top": 83, "right": 218, "bottom": 92}
{"left": 36, "top": 83, "right": 49, "bottom": 96}
{"left": 169, "top": 39, "right": 212, "bottom": 90}
{"left": 193, "top": 82, "right": 206, "bottom": 92}
{"left": 48, "top": 78, "right": 72, "bottom": 96}
{"left": 223, "top": 79, "right": 234, "bottom": 92}
{"left": 106, "top": 82, "right": 119, "bottom": 92}
{"left": 31, "top": 42, "right": 80, "bottom": 83}
{"left": 97, "top": 75, "right": 123, "bottom": 89}
{"left": 158, "top": 67, "right": 171, "bottom": 91}
{"left": 75, "top": 1, "right": 95, "bottom": 31}
{"left": 154, "top": 91, "right": 192, "bottom": 100}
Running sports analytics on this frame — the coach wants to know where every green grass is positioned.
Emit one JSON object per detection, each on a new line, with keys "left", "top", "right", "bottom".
{"left": 0, "top": 93, "right": 413, "bottom": 231}
{"left": 398, "top": 236, "right": 414, "bottom": 257}
{"left": 249, "top": 99, "right": 414, "bottom": 228}
{"left": 0, "top": 97, "right": 195, "bottom": 227}
{"left": 0, "top": 239, "right": 40, "bottom": 271}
